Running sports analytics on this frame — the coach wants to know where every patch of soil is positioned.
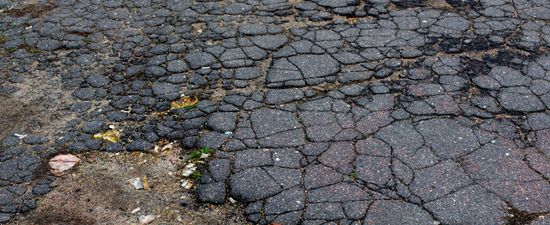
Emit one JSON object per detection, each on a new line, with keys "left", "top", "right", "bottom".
{"left": 392, "top": 0, "right": 428, "bottom": 9}
{"left": 444, "top": 0, "right": 479, "bottom": 8}
{"left": 2, "top": 0, "right": 55, "bottom": 19}
{"left": 8, "top": 150, "right": 248, "bottom": 225}
{"left": 503, "top": 203, "right": 545, "bottom": 225}
{"left": 0, "top": 96, "right": 34, "bottom": 140}
{"left": 0, "top": 69, "right": 77, "bottom": 142}
{"left": 390, "top": 0, "right": 454, "bottom": 10}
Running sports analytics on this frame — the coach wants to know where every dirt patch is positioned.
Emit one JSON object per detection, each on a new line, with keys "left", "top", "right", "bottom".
{"left": 2, "top": 0, "right": 55, "bottom": 19}
{"left": 0, "top": 96, "right": 34, "bottom": 140}
{"left": 0, "top": 52, "right": 79, "bottom": 142}
{"left": 387, "top": 0, "right": 454, "bottom": 11}
{"left": 443, "top": 0, "right": 479, "bottom": 8}
{"left": 22, "top": 172, "right": 127, "bottom": 225}
{"left": 502, "top": 203, "right": 546, "bottom": 225}
{"left": 9, "top": 150, "right": 248, "bottom": 225}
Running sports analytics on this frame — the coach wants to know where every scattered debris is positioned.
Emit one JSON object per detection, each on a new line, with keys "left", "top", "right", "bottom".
{"left": 178, "top": 163, "right": 197, "bottom": 177}
{"left": 186, "top": 162, "right": 196, "bottom": 168}
{"left": 171, "top": 96, "right": 198, "bottom": 109}
{"left": 229, "top": 197, "right": 236, "bottom": 204}
{"left": 139, "top": 215, "right": 160, "bottom": 224}
{"left": 224, "top": 131, "right": 232, "bottom": 135}
{"left": 161, "top": 143, "right": 173, "bottom": 152}
{"left": 49, "top": 154, "right": 80, "bottom": 175}
{"left": 93, "top": 130, "right": 120, "bottom": 143}
{"left": 161, "top": 143, "right": 173, "bottom": 151}
{"left": 153, "top": 143, "right": 173, "bottom": 156}
{"left": 14, "top": 133, "right": 27, "bottom": 139}
{"left": 184, "top": 182, "right": 193, "bottom": 189}
{"left": 181, "top": 180, "right": 193, "bottom": 189}
{"left": 131, "top": 208, "right": 141, "bottom": 214}
{"left": 129, "top": 178, "right": 144, "bottom": 190}
{"left": 141, "top": 176, "right": 150, "bottom": 190}
{"left": 169, "top": 156, "right": 184, "bottom": 165}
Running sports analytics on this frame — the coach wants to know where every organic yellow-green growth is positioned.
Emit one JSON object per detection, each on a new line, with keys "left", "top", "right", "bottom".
{"left": 93, "top": 130, "right": 120, "bottom": 143}
{"left": 171, "top": 96, "right": 198, "bottom": 109}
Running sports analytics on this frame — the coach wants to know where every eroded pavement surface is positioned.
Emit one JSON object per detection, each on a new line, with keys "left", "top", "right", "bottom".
{"left": 4, "top": 0, "right": 550, "bottom": 224}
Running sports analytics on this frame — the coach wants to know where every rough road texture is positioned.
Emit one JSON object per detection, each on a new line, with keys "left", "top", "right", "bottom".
{"left": 2, "top": 0, "right": 550, "bottom": 224}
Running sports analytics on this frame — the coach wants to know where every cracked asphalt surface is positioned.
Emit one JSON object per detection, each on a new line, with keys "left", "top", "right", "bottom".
{"left": 2, "top": 0, "right": 550, "bottom": 224}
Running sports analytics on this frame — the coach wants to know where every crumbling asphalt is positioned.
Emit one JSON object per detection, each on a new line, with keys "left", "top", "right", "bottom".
{"left": 2, "top": 0, "right": 550, "bottom": 224}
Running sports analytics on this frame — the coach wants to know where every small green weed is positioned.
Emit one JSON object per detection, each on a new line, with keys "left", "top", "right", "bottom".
{"left": 153, "top": 39, "right": 160, "bottom": 44}
{"left": 187, "top": 150, "right": 201, "bottom": 159}
{"left": 191, "top": 172, "right": 202, "bottom": 181}
{"left": 200, "top": 147, "right": 213, "bottom": 154}
{"left": 83, "top": 38, "right": 88, "bottom": 42}
{"left": 183, "top": 104, "right": 197, "bottom": 110}
{"left": 186, "top": 147, "right": 213, "bottom": 162}
{"left": 350, "top": 173, "right": 356, "bottom": 179}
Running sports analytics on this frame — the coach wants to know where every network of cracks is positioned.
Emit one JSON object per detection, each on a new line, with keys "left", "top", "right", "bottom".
{"left": 2, "top": 0, "right": 550, "bottom": 224}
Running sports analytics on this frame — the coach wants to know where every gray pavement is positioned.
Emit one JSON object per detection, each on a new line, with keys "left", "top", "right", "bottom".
{"left": 1, "top": 0, "right": 550, "bottom": 224}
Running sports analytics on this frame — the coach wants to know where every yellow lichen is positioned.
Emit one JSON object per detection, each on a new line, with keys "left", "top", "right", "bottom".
{"left": 93, "top": 130, "right": 120, "bottom": 143}
{"left": 171, "top": 96, "right": 198, "bottom": 109}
